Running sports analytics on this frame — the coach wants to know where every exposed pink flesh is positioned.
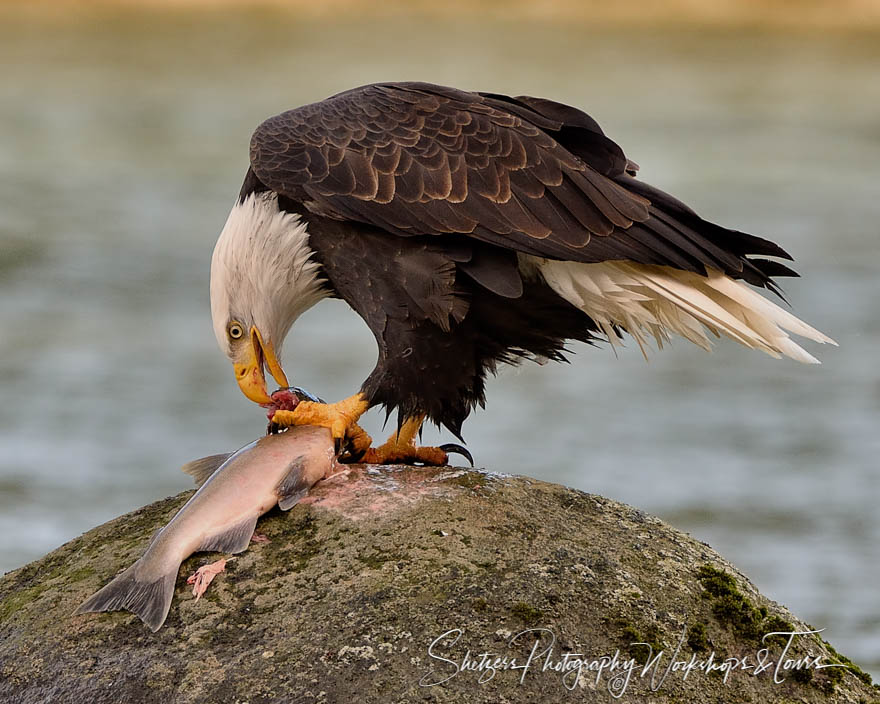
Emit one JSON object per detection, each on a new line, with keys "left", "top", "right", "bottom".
{"left": 262, "top": 389, "right": 301, "bottom": 420}
{"left": 187, "top": 558, "right": 230, "bottom": 600}
{"left": 301, "top": 465, "right": 467, "bottom": 520}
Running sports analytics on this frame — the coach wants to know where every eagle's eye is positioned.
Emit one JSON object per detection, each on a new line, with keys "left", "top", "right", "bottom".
{"left": 227, "top": 321, "right": 245, "bottom": 340}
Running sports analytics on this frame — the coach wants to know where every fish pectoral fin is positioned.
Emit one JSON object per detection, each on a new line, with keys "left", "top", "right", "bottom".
{"left": 181, "top": 453, "right": 233, "bottom": 487}
{"left": 278, "top": 487, "right": 310, "bottom": 511}
{"left": 197, "top": 515, "right": 259, "bottom": 555}
{"left": 277, "top": 455, "right": 311, "bottom": 511}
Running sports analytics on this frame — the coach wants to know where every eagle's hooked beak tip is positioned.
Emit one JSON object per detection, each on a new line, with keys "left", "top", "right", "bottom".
{"left": 233, "top": 326, "right": 289, "bottom": 406}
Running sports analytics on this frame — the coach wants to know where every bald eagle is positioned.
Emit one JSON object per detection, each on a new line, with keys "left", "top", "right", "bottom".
{"left": 210, "top": 82, "right": 833, "bottom": 464}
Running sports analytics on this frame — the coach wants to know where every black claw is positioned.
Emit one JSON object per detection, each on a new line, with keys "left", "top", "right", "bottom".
{"left": 266, "top": 421, "right": 283, "bottom": 436}
{"left": 336, "top": 435, "right": 366, "bottom": 463}
{"left": 344, "top": 445, "right": 367, "bottom": 463}
{"left": 440, "top": 443, "right": 474, "bottom": 467}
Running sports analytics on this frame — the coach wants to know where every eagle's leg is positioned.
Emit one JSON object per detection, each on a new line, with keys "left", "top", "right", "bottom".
{"left": 270, "top": 398, "right": 460, "bottom": 466}
{"left": 359, "top": 415, "right": 449, "bottom": 466}
{"left": 270, "top": 393, "right": 373, "bottom": 456}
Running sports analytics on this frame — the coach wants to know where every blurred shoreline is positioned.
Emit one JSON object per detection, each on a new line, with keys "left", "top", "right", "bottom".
{"left": 2, "top": 0, "right": 880, "bottom": 30}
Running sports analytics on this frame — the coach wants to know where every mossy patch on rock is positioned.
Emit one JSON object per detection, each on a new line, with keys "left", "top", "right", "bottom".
{"left": 509, "top": 601, "right": 543, "bottom": 625}
{"left": 822, "top": 639, "right": 875, "bottom": 688}
{"left": 697, "top": 564, "right": 784, "bottom": 640}
{"left": 695, "top": 564, "right": 874, "bottom": 697}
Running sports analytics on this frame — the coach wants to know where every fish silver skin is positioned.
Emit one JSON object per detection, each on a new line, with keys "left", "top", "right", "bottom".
{"left": 76, "top": 425, "right": 337, "bottom": 631}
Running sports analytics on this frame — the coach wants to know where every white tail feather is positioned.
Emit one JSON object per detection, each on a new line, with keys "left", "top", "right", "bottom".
{"left": 533, "top": 259, "right": 836, "bottom": 363}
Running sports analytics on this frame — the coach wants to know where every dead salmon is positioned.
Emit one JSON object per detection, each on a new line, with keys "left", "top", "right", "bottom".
{"left": 76, "top": 425, "right": 337, "bottom": 631}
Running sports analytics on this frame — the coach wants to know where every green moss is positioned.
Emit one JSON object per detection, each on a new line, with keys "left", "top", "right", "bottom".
{"left": 696, "top": 565, "right": 769, "bottom": 640}
{"left": 414, "top": 587, "right": 448, "bottom": 605}
{"left": 822, "top": 639, "right": 874, "bottom": 687}
{"left": 791, "top": 666, "right": 813, "bottom": 685}
{"left": 286, "top": 511, "right": 318, "bottom": 538}
{"left": 612, "top": 618, "right": 664, "bottom": 664}
{"left": 202, "top": 586, "right": 224, "bottom": 603}
{"left": 687, "top": 622, "right": 709, "bottom": 652}
{"left": 66, "top": 567, "right": 96, "bottom": 583}
{"left": 621, "top": 625, "right": 642, "bottom": 645}
{"left": 260, "top": 510, "right": 324, "bottom": 573}
{"left": 761, "top": 615, "right": 795, "bottom": 647}
{"left": 711, "top": 592, "right": 763, "bottom": 639}
{"left": 356, "top": 553, "right": 386, "bottom": 570}
{"left": 472, "top": 598, "right": 488, "bottom": 612}
{"left": 696, "top": 565, "right": 738, "bottom": 598}
{"left": 555, "top": 491, "right": 595, "bottom": 514}
{"left": 357, "top": 548, "right": 404, "bottom": 570}
{"left": 0, "top": 583, "right": 50, "bottom": 623}
{"left": 445, "top": 472, "right": 489, "bottom": 490}
{"left": 510, "top": 602, "right": 543, "bottom": 625}
{"left": 697, "top": 565, "right": 876, "bottom": 695}
{"left": 819, "top": 665, "right": 844, "bottom": 694}
{"left": 474, "top": 560, "right": 499, "bottom": 572}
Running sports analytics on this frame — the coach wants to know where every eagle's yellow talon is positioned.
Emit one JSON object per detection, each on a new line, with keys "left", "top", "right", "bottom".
{"left": 270, "top": 401, "right": 453, "bottom": 466}
{"left": 330, "top": 420, "right": 347, "bottom": 440}
{"left": 358, "top": 415, "right": 451, "bottom": 467}
{"left": 270, "top": 409, "right": 297, "bottom": 427}
{"left": 269, "top": 394, "right": 370, "bottom": 441}
{"left": 361, "top": 444, "right": 449, "bottom": 466}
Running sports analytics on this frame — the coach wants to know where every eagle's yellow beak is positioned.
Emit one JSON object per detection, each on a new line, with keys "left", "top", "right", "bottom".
{"left": 232, "top": 326, "right": 289, "bottom": 405}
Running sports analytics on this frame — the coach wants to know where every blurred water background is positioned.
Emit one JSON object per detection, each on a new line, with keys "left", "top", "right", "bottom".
{"left": 0, "top": 3, "right": 878, "bottom": 677}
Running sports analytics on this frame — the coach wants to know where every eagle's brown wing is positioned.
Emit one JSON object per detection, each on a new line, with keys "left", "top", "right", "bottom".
{"left": 250, "top": 82, "right": 793, "bottom": 288}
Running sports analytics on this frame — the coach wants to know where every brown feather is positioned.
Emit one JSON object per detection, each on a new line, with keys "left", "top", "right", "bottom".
{"left": 248, "top": 82, "right": 798, "bottom": 289}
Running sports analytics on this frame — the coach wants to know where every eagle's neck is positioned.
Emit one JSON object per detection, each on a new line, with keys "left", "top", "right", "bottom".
{"left": 210, "top": 191, "right": 330, "bottom": 354}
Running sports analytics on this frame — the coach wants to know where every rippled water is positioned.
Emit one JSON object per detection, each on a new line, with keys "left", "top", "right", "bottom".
{"left": 1, "top": 8, "right": 878, "bottom": 677}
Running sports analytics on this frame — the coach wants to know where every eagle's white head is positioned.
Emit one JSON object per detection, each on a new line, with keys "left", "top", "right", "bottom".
{"left": 210, "top": 191, "right": 329, "bottom": 404}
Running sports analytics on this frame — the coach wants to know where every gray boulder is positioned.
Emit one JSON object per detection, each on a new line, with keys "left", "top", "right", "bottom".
{"left": 0, "top": 465, "right": 875, "bottom": 703}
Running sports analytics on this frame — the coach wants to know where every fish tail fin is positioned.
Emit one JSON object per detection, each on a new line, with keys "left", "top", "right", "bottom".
{"left": 75, "top": 559, "right": 177, "bottom": 632}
